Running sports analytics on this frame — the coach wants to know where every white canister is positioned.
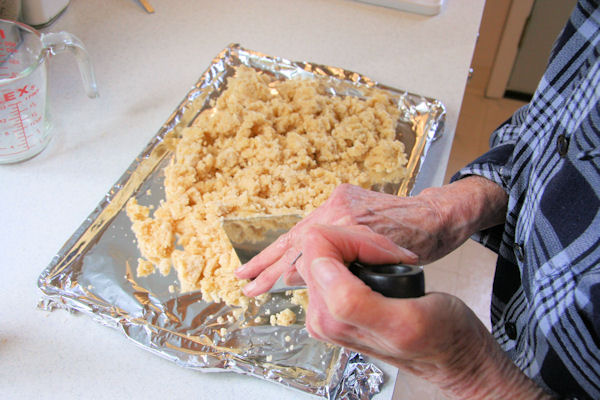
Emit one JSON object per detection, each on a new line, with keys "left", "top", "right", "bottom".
{"left": 22, "top": 0, "right": 70, "bottom": 28}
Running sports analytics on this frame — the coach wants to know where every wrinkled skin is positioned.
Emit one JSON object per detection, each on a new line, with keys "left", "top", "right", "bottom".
{"left": 237, "top": 177, "right": 505, "bottom": 295}
{"left": 235, "top": 176, "right": 553, "bottom": 399}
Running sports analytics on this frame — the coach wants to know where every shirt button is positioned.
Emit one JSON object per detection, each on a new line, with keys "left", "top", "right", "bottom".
{"left": 505, "top": 322, "right": 517, "bottom": 340}
{"left": 514, "top": 243, "right": 525, "bottom": 261}
{"left": 557, "top": 134, "right": 569, "bottom": 157}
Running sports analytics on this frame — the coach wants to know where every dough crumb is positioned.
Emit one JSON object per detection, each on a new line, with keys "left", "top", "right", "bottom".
{"left": 136, "top": 258, "right": 155, "bottom": 277}
{"left": 271, "top": 308, "right": 297, "bottom": 327}
{"left": 290, "top": 289, "right": 309, "bottom": 311}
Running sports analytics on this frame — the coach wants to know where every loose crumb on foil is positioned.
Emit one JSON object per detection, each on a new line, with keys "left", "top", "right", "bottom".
{"left": 126, "top": 65, "right": 408, "bottom": 314}
{"left": 290, "top": 289, "right": 309, "bottom": 311}
{"left": 270, "top": 308, "right": 297, "bottom": 326}
{"left": 136, "top": 258, "right": 155, "bottom": 277}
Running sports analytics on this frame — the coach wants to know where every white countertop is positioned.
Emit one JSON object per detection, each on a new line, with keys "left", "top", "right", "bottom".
{"left": 0, "top": 0, "right": 484, "bottom": 398}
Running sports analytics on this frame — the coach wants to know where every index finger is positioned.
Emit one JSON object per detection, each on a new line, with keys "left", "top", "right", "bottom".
{"left": 234, "top": 208, "right": 326, "bottom": 279}
{"left": 234, "top": 230, "right": 292, "bottom": 279}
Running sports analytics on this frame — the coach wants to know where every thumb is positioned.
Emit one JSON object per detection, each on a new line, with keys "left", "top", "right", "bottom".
{"left": 309, "top": 256, "right": 392, "bottom": 328}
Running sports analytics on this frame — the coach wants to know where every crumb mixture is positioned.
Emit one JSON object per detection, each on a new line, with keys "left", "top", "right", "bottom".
{"left": 126, "top": 65, "right": 407, "bottom": 315}
{"left": 270, "top": 308, "right": 297, "bottom": 327}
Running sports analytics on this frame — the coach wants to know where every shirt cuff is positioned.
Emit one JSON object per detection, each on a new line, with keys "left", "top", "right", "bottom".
{"left": 449, "top": 143, "right": 515, "bottom": 254}
{"left": 450, "top": 143, "right": 515, "bottom": 190}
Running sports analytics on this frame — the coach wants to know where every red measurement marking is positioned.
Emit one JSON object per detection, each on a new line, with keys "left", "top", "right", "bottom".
{"left": 9, "top": 102, "right": 29, "bottom": 150}
{"left": 0, "top": 29, "right": 5, "bottom": 40}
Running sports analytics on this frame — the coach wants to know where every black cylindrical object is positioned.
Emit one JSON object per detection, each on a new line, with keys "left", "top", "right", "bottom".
{"left": 348, "top": 262, "right": 425, "bottom": 298}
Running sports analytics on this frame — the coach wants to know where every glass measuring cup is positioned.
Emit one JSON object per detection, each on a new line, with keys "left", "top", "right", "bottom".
{"left": 0, "top": 18, "right": 98, "bottom": 164}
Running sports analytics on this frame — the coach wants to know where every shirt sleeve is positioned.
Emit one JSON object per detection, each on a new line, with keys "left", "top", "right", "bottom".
{"left": 451, "top": 102, "right": 530, "bottom": 190}
{"left": 449, "top": 103, "right": 531, "bottom": 253}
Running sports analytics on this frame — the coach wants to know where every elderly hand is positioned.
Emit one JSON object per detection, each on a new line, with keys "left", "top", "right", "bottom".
{"left": 236, "top": 176, "right": 507, "bottom": 296}
{"left": 285, "top": 223, "right": 553, "bottom": 400}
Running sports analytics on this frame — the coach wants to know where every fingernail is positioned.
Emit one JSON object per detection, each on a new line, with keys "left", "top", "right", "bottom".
{"left": 242, "top": 279, "right": 256, "bottom": 295}
{"left": 310, "top": 257, "right": 342, "bottom": 288}
{"left": 235, "top": 263, "right": 247, "bottom": 275}
{"left": 403, "top": 248, "right": 419, "bottom": 263}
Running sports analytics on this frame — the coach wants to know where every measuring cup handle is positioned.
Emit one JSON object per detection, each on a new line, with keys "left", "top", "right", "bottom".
{"left": 42, "top": 31, "right": 99, "bottom": 98}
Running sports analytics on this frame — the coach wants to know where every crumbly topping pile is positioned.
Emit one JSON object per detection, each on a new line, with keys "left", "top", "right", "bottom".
{"left": 126, "top": 65, "right": 407, "bottom": 312}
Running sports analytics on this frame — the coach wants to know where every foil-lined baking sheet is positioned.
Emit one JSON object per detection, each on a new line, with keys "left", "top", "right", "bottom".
{"left": 37, "top": 44, "right": 445, "bottom": 399}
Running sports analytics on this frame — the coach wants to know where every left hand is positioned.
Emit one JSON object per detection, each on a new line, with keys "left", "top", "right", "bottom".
{"left": 235, "top": 184, "right": 431, "bottom": 295}
{"left": 235, "top": 178, "right": 508, "bottom": 297}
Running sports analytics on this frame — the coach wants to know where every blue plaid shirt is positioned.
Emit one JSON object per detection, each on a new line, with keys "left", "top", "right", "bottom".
{"left": 452, "top": 1, "right": 600, "bottom": 398}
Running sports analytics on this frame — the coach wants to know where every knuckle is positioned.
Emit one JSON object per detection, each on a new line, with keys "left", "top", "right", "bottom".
{"left": 282, "top": 246, "right": 299, "bottom": 261}
{"left": 329, "top": 184, "right": 352, "bottom": 207}
{"left": 337, "top": 183, "right": 354, "bottom": 193}
{"left": 303, "top": 224, "right": 326, "bottom": 242}
{"left": 275, "top": 231, "right": 292, "bottom": 248}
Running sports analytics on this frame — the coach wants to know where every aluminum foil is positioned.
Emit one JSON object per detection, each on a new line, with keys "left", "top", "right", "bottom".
{"left": 37, "top": 44, "right": 445, "bottom": 399}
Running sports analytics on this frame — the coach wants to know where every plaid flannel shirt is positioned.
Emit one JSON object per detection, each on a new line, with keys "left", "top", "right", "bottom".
{"left": 452, "top": 1, "right": 600, "bottom": 398}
